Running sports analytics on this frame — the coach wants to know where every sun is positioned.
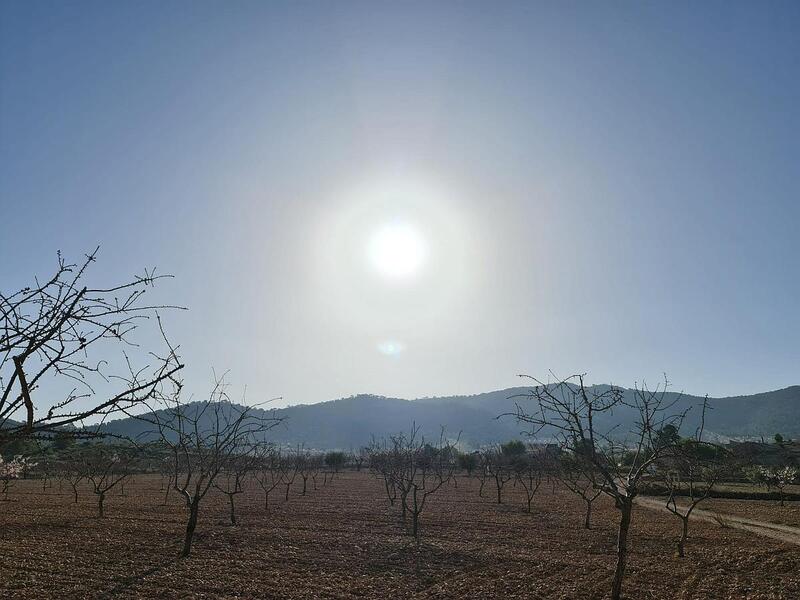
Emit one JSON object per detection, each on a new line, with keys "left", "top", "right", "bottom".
{"left": 366, "top": 222, "right": 427, "bottom": 282}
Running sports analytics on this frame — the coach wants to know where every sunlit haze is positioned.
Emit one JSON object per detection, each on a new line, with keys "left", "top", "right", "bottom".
{"left": 2, "top": 2, "right": 799, "bottom": 407}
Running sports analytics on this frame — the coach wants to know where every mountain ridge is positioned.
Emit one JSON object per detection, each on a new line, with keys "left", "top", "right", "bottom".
{"left": 93, "top": 384, "right": 800, "bottom": 449}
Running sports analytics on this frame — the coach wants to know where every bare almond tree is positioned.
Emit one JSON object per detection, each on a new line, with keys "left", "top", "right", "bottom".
{"left": 157, "top": 452, "right": 175, "bottom": 505}
{"left": 368, "top": 439, "right": 398, "bottom": 507}
{"left": 34, "top": 451, "right": 52, "bottom": 493}
{"left": 653, "top": 410, "right": 727, "bottom": 557}
{"left": 515, "top": 448, "right": 544, "bottom": 513}
{"left": 389, "top": 426, "right": 458, "bottom": 542}
{"left": 253, "top": 445, "right": 283, "bottom": 512}
{"left": 214, "top": 450, "right": 259, "bottom": 526}
{"left": 508, "top": 374, "right": 709, "bottom": 600}
{"left": 473, "top": 453, "right": 491, "bottom": 497}
{"left": 294, "top": 447, "right": 316, "bottom": 496}
{"left": 279, "top": 451, "right": 299, "bottom": 502}
{"left": 309, "top": 455, "right": 323, "bottom": 491}
{"left": 483, "top": 447, "right": 514, "bottom": 504}
{"left": 135, "top": 375, "right": 281, "bottom": 557}
{"left": 661, "top": 458, "right": 723, "bottom": 557}
{"left": 78, "top": 445, "right": 136, "bottom": 517}
{"left": 0, "top": 249, "right": 184, "bottom": 444}
{"left": 59, "top": 453, "right": 85, "bottom": 504}
{"left": 557, "top": 455, "right": 602, "bottom": 529}
{"left": 352, "top": 446, "right": 368, "bottom": 472}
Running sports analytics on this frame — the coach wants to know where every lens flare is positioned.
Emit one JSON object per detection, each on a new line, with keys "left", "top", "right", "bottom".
{"left": 377, "top": 340, "right": 406, "bottom": 356}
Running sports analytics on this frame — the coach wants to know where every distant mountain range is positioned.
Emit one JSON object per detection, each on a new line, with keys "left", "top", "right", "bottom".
{"left": 94, "top": 385, "right": 800, "bottom": 450}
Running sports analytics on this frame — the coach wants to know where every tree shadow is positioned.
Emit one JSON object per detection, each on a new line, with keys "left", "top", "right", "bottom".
{"left": 96, "top": 557, "right": 176, "bottom": 599}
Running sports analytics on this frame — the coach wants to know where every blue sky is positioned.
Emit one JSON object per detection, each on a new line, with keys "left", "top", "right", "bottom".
{"left": 1, "top": 1, "right": 799, "bottom": 406}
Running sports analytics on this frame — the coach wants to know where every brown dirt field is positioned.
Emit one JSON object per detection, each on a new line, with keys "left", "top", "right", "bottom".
{"left": 0, "top": 472, "right": 798, "bottom": 599}
{"left": 700, "top": 498, "right": 800, "bottom": 528}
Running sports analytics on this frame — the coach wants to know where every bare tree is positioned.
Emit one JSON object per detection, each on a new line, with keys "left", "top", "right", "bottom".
{"left": 508, "top": 374, "right": 708, "bottom": 600}
{"left": 389, "top": 426, "right": 458, "bottom": 542}
{"left": 293, "top": 447, "right": 318, "bottom": 496}
{"left": 557, "top": 454, "right": 602, "bottom": 529}
{"left": 253, "top": 445, "right": 283, "bottom": 512}
{"left": 661, "top": 461, "right": 723, "bottom": 557}
{"left": 368, "top": 440, "right": 398, "bottom": 507}
{"left": 309, "top": 455, "right": 323, "bottom": 490}
{"left": 279, "top": 451, "right": 299, "bottom": 502}
{"left": 656, "top": 422, "right": 727, "bottom": 557}
{"left": 78, "top": 445, "right": 135, "bottom": 517}
{"left": 53, "top": 462, "right": 67, "bottom": 495}
{"left": 473, "top": 453, "right": 491, "bottom": 498}
{"left": 515, "top": 447, "right": 544, "bottom": 513}
{"left": 135, "top": 375, "right": 281, "bottom": 557}
{"left": 59, "top": 452, "right": 85, "bottom": 504}
{"left": 31, "top": 450, "right": 53, "bottom": 493}
{"left": 352, "top": 446, "right": 368, "bottom": 472}
{"left": 214, "top": 450, "right": 259, "bottom": 525}
{"left": 483, "top": 445, "right": 517, "bottom": 504}
{"left": 0, "top": 249, "right": 183, "bottom": 443}
{"left": 457, "top": 451, "right": 479, "bottom": 477}
{"left": 157, "top": 452, "right": 175, "bottom": 505}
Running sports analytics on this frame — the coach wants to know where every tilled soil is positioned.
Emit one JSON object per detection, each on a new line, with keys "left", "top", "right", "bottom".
{"left": 0, "top": 472, "right": 798, "bottom": 599}
{"left": 700, "top": 498, "right": 800, "bottom": 528}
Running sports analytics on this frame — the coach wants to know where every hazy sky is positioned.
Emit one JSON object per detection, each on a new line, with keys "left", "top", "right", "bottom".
{"left": 2, "top": 1, "right": 799, "bottom": 407}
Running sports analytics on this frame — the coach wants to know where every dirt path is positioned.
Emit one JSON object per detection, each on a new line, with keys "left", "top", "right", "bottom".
{"left": 635, "top": 495, "right": 800, "bottom": 546}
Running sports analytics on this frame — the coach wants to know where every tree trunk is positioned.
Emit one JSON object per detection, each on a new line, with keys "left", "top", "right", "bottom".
{"left": 228, "top": 494, "right": 236, "bottom": 525}
{"left": 182, "top": 498, "right": 200, "bottom": 558}
{"left": 495, "top": 477, "right": 503, "bottom": 504}
{"left": 72, "top": 485, "right": 79, "bottom": 504}
{"left": 412, "top": 487, "right": 419, "bottom": 539}
{"left": 301, "top": 476, "right": 307, "bottom": 496}
{"left": 584, "top": 499, "right": 593, "bottom": 530}
{"left": 98, "top": 492, "right": 105, "bottom": 518}
{"left": 678, "top": 516, "right": 688, "bottom": 557}
{"left": 611, "top": 499, "right": 633, "bottom": 600}
{"left": 385, "top": 479, "right": 395, "bottom": 505}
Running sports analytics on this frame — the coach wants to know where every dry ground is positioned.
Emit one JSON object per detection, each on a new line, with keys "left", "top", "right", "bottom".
{"left": 0, "top": 472, "right": 798, "bottom": 599}
{"left": 701, "top": 497, "right": 800, "bottom": 528}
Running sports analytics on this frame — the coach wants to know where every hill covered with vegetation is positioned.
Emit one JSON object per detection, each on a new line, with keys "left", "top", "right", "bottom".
{"left": 92, "top": 385, "right": 800, "bottom": 449}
